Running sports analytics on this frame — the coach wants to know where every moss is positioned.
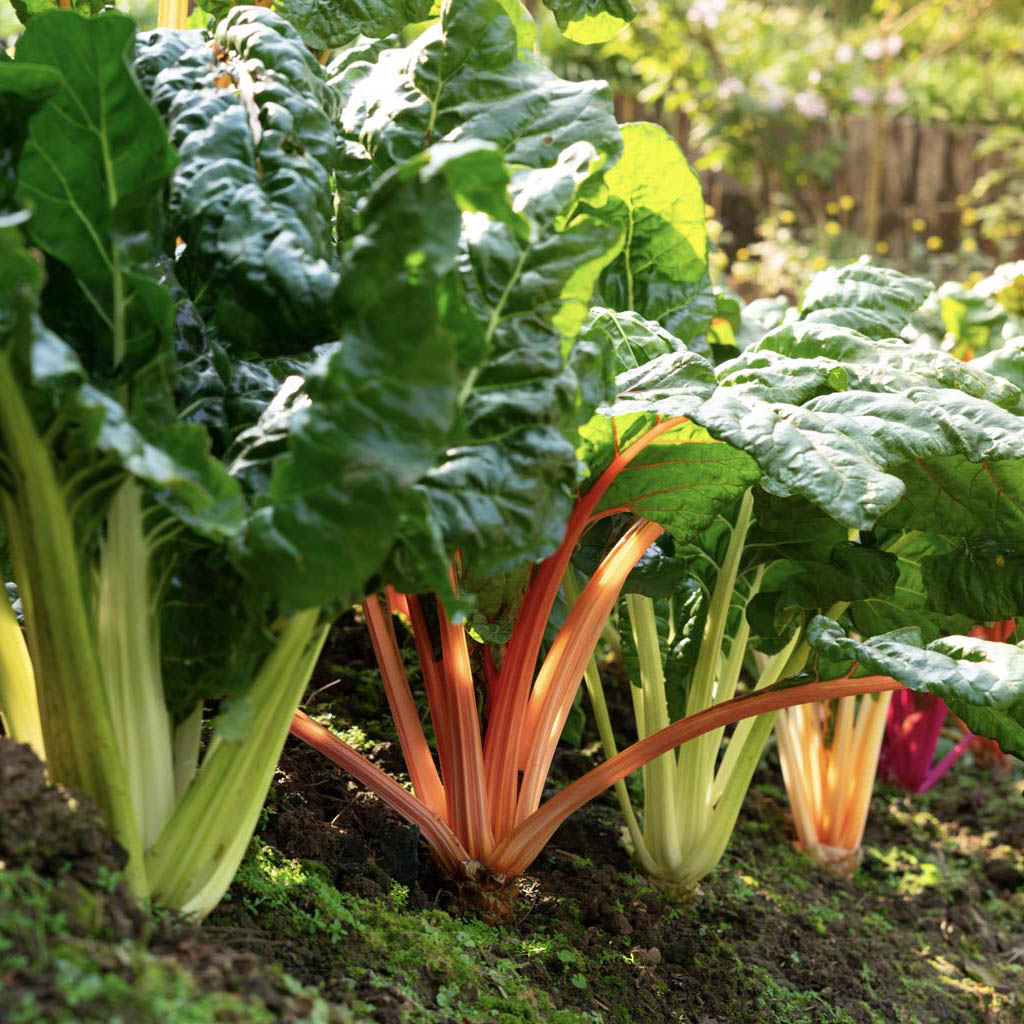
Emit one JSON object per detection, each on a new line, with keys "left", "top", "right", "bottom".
{"left": 216, "top": 841, "right": 604, "bottom": 1023}
{"left": 0, "top": 868, "right": 352, "bottom": 1024}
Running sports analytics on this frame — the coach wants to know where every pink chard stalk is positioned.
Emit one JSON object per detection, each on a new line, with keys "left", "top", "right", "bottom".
{"left": 879, "top": 619, "right": 1015, "bottom": 793}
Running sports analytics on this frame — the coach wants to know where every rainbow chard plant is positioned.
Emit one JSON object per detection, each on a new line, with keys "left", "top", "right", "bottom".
{"left": 0, "top": 0, "right": 648, "bottom": 917}
{"left": 562, "top": 264, "right": 1024, "bottom": 885}
{"left": 0, "top": 6, "right": 487, "bottom": 915}
{"left": 295, "top": 91, "right": 1024, "bottom": 883}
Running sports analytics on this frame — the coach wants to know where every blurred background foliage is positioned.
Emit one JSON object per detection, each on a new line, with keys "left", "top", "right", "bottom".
{"left": 540, "top": 0, "right": 1024, "bottom": 296}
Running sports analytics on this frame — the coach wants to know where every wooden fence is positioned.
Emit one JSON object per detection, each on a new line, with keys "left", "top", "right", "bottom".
{"left": 613, "top": 95, "right": 1007, "bottom": 258}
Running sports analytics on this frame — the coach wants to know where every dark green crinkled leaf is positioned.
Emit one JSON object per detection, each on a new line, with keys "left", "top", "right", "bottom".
{"left": 159, "top": 545, "right": 271, "bottom": 722}
{"left": 233, "top": 158, "right": 464, "bottom": 609}
{"left": 850, "top": 531, "right": 973, "bottom": 644}
{"left": 274, "top": 0, "right": 432, "bottom": 49}
{"left": 761, "top": 542, "right": 899, "bottom": 613}
{"left": 135, "top": 9, "right": 339, "bottom": 354}
{"left": 799, "top": 261, "right": 933, "bottom": 339}
{"left": 334, "top": 0, "right": 622, "bottom": 186}
{"left": 750, "top": 320, "right": 1021, "bottom": 409}
{"left": 806, "top": 616, "right": 1024, "bottom": 759}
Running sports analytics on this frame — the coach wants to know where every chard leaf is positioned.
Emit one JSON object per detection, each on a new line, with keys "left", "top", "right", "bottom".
{"left": 693, "top": 386, "right": 1024, "bottom": 530}
{"left": 405, "top": 149, "right": 624, "bottom": 584}
{"left": 542, "top": 0, "right": 634, "bottom": 44}
{"left": 971, "top": 336, "right": 1024, "bottom": 391}
{"left": 16, "top": 12, "right": 178, "bottom": 374}
{"left": 921, "top": 539, "right": 1024, "bottom": 623}
{"left": 135, "top": 9, "right": 339, "bottom": 353}
{"left": 806, "top": 616, "right": 1024, "bottom": 759}
{"left": 274, "top": 0, "right": 433, "bottom": 48}
{"left": 583, "top": 307, "right": 681, "bottom": 372}
{"left": 798, "top": 261, "right": 933, "bottom": 339}
{"left": 750, "top": 320, "right": 1021, "bottom": 408}
{"left": 592, "top": 122, "right": 712, "bottom": 349}
{"left": 335, "top": 0, "right": 622, "bottom": 183}
{"left": 235, "top": 158, "right": 464, "bottom": 609}
{"left": 0, "top": 61, "right": 60, "bottom": 212}
{"left": 850, "top": 532, "right": 973, "bottom": 643}
{"left": 759, "top": 542, "right": 899, "bottom": 612}
{"left": 580, "top": 415, "right": 761, "bottom": 545}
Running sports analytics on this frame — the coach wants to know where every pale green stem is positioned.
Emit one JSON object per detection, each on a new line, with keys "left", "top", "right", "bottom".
{"left": 680, "top": 563, "right": 764, "bottom": 828}
{"left": 711, "top": 624, "right": 801, "bottom": 804}
{"left": 0, "top": 354, "right": 145, "bottom": 895}
{"left": 562, "top": 568, "right": 658, "bottom": 876}
{"left": 96, "top": 480, "right": 175, "bottom": 851}
{"left": 0, "top": 579, "right": 45, "bottom": 759}
{"left": 676, "top": 488, "right": 755, "bottom": 842}
{"left": 146, "top": 609, "right": 328, "bottom": 917}
{"left": 626, "top": 593, "right": 682, "bottom": 875}
{"left": 172, "top": 702, "right": 203, "bottom": 802}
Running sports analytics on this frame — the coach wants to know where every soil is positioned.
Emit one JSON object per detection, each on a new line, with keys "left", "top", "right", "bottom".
{"left": 3, "top": 614, "right": 1023, "bottom": 1023}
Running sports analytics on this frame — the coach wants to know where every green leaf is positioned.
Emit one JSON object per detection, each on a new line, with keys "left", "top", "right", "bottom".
{"left": 581, "top": 415, "right": 760, "bottom": 545}
{"left": 274, "top": 0, "right": 433, "bottom": 49}
{"left": 9, "top": 0, "right": 103, "bottom": 26}
{"left": 0, "top": 61, "right": 61, "bottom": 212}
{"left": 763, "top": 542, "right": 899, "bottom": 612}
{"left": 543, "top": 0, "right": 634, "bottom": 44}
{"left": 16, "top": 12, "right": 178, "bottom": 371}
{"left": 135, "top": 10, "right": 339, "bottom": 353}
{"left": 806, "top": 616, "right": 1024, "bottom": 759}
{"left": 406, "top": 150, "right": 624, "bottom": 583}
{"left": 593, "top": 122, "right": 711, "bottom": 345}
{"left": 971, "top": 336, "right": 1024, "bottom": 391}
{"left": 850, "top": 532, "right": 973, "bottom": 644}
{"left": 234, "top": 157, "right": 465, "bottom": 608}
{"left": 877, "top": 448, "right": 1024, "bottom": 549}
{"left": 799, "top": 261, "right": 933, "bottom": 339}
{"left": 581, "top": 307, "right": 682, "bottom": 373}
{"left": 921, "top": 539, "right": 1024, "bottom": 623}
{"left": 335, "top": 0, "right": 622, "bottom": 182}
{"left": 750, "top": 320, "right": 1021, "bottom": 409}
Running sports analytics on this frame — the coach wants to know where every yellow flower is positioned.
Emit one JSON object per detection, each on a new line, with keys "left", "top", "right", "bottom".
{"left": 710, "top": 250, "right": 729, "bottom": 269}
{"left": 838, "top": 194, "right": 855, "bottom": 211}
{"left": 811, "top": 255, "right": 828, "bottom": 271}
{"left": 911, "top": 217, "right": 927, "bottom": 232}
{"left": 966, "top": 271, "right": 984, "bottom": 287}
{"left": 875, "top": 240, "right": 889, "bottom": 255}
{"left": 779, "top": 209, "right": 796, "bottom": 224}
{"left": 707, "top": 219, "right": 723, "bottom": 242}
{"left": 825, "top": 200, "right": 840, "bottom": 216}
{"left": 705, "top": 204, "right": 717, "bottom": 219}
{"left": 735, "top": 247, "right": 750, "bottom": 261}
{"left": 961, "top": 207, "right": 978, "bottom": 227}
{"left": 961, "top": 237, "right": 978, "bottom": 253}
{"left": 825, "top": 220, "right": 842, "bottom": 236}
{"left": 956, "top": 193, "right": 969, "bottom": 208}
{"left": 926, "top": 235, "right": 943, "bottom": 251}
